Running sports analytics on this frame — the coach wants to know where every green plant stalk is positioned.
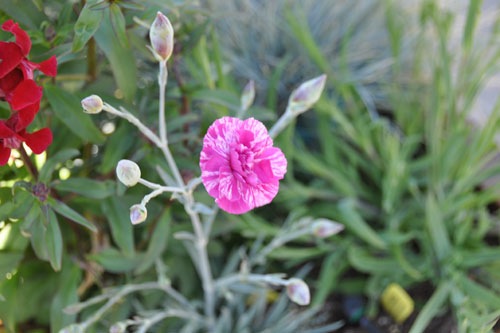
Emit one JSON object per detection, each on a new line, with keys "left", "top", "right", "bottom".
{"left": 409, "top": 282, "right": 451, "bottom": 333}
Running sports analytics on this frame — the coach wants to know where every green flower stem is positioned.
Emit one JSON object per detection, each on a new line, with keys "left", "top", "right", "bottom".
{"left": 269, "top": 106, "right": 293, "bottom": 139}
{"left": 184, "top": 194, "right": 216, "bottom": 329}
{"left": 73, "top": 281, "right": 194, "bottom": 331}
{"left": 252, "top": 227, "right": 312, "bottom": 265}
{"left": 215, "top": 273, "right": 289, "bottom": 290}
{"left": 158, "top": 60, "right": 168, "bottom": 146}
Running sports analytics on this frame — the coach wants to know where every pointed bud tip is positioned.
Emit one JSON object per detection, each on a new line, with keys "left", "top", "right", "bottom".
{"left": 286, "top": 278, "right": 310, "bottom": 306}
{"left": 149, "top": 11, "right": 174, "bottom": 62}
{"left": 312, "top": 219, "right": 344, "bottom": 238}
{"left": 130, "top": 204, "right": 147, "bottom": 225}
{"left": 288, "top": 74, "right": 327, "bottom": 115}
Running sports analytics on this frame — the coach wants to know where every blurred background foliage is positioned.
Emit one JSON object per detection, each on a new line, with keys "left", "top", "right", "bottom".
{"left": 0, "top": 0, "right": 499, "bottom": 332}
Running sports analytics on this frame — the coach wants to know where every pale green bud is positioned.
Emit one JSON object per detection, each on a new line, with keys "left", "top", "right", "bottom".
{"left": 81, "top": 95, "right": 103, "bottom": 114}
{"left": 311, "top": 218, "right": 344, "bottom": 238}
{"left": 149, "top": 12, "right": 174, "bottom": 62}
{"left": 288, "top": 74, "right": 327, "bottom": 115}
{"left": 116, "top": 159, "right": 141, "bottom": 187}
{"left": 286, "top": 278, "right": 310, "bottom": 306}
{"left": 130, "top": 204, "right": 147, "bottom": 225}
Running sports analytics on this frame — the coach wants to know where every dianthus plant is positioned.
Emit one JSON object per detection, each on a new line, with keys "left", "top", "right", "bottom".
{"left": 67, "top": 11, "right": 341, "bottom": 333}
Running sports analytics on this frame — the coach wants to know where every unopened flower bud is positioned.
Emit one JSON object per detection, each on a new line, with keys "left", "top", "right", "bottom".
{"left": 116, "top": 159, "right": 141, "bottom": 187}
{"left": 81, "top": 95, "right": 103, "bottom": 114}
{"left": 149, "top": 12, "right": 174, "bottom": 62}
{"left": 286, "top": 278, "right": 310, "bottom": 306}
{"left": 311, "top": 218, "right": 344, "bottom": 238}
{"left": 240, "top": 80, "right": 255, "bottom": 111}
{"left": 288, "top": 74, "right": 327, "bottom": 115}
{"left": 109, "top": 323, "right": 127, "bottom": 333}
{"left": 130, "top": 204, "right": 147, "bottom": 225}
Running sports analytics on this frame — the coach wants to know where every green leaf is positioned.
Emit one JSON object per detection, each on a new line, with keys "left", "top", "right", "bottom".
{"left": 90, "top": 247, "right": 142, "bottom": 273}
{"left": 46, "top": 209, "right": 63, "bottom": 271}
{"left": 409, "top": 282, "right": 451, "bottom": 333}
{"left": 52, "top": 178, "right": 115, "bottom": 200}
{"left": 45, "top": 85, "right": 105, "bottom": 144}
{"left": 94, "top": 16, "right": 137, "bottom": 102}
{"left": 101, "top": 197, "right": 135, "bottom": 256}
{"left": 348, "top": 245, "right": 398, "bottom": 274}
{"left": 0, "top": 252, "right": 24, "bottom": 277}
{"left": 425, "top": 194, "right": 451, "bottom": 261}
{"left": 457, "top": 273, "right": 500, "bottom": 309}
{"left": 39, "top": 149, "right": 79, "bottom": 183}
{"left": 109, "top": 4, "right": 129, "bottom": 48}
{"left": 29, "top": 204, "right": 49, "bottom": 262}
{"left": 338, "top": 199, "right": 387, "bottom": 250}
{"left": 50, "top": 260, "right": 81, "bottom": 332}
{"left": 72, "top": 0, "right": 103, "bottom": 52}
{"left": 135, "top": 208, "right": 171, "bottom": 274}
{"left": 192, "top": 89, "right": 241, "bottom": 113}
{"left": 49, "top": 198, "right": 97, "bottom": 233}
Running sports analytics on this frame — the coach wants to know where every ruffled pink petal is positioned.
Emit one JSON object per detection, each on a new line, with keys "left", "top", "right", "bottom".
{"left": 258, "top": 146, "right": 287, "bottom": 179}
{"left": 216, "top": 195, "right": 253, "bottom": 215}
{"left": 0, "top": 41, "right": 23, "bottom": 78}
{"left": 22, "top": 127, "right": 52, "bottom": 154}
{"left": 1, "top": 20, "right": 31, "bottom": 55}
{"left": 240, "top": 117, "right": 273, "bottom": 150}
{"left": 0, "top": 146, "right": 11, "bottom": 165}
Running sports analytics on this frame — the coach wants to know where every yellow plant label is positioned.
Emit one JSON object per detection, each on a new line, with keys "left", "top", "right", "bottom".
{"left": 381, "top": 283, "right": 414, "bottom": 323}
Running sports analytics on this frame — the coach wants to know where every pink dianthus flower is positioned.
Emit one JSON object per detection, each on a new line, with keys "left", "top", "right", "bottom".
{"left": 200, "top": 117, "right": 287, "bottom": 214}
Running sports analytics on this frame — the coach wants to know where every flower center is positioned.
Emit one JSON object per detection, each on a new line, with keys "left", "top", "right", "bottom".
{"left": 229, "top": 143, "right": 259, "bottom": 185}
{"left": 3, "top": 136, "right": 22, "bottom": 149}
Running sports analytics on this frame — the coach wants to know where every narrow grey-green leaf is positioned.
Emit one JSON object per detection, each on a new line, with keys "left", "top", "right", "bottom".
{"left": 45, "top": 85, "right": 105, "bottom": 144}
{"left": 338, "top": 199, "right": 386, "bottom": 250}
{"left": 72, "top": 0, "right": 103, "bottom": 52}
{"left": 49, "top": 198, "right": 97, "bottom": 232}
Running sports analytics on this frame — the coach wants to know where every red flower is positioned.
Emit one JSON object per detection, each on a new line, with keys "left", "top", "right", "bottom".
{"left": 0, "top": 113, "right": 52, "bottom": 165}
{"left": 0, "top": 20, "right": 57, "bottom": 165}
{"left": 0, "top": 20, "right": 57, "bottom": 130}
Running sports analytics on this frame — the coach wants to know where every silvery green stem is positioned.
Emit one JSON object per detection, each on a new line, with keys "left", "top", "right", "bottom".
{"left": 158, "top": 60, "right": 168, "bottom": 146}
{"left": 269, "top": 106, "right": 293, "bottom": 139}
{"left": 157, "top": 61, "right": 185, "bottom": 188}
{"left": 135, "top": 309, "right": 203, "bottom": 333}
{"left": 184, "top": 195, "right": 215, "bottom": 329}
{"left": 138, "top": 178, "right": 184, "bottom": 193}
{"left": 253, "top": 227, "right": 312, "bottom": 265}
{"left": 215, "top": 273, "right": 289, "bottom": 290}
{"left": 75, "top": 282, "right": 192, "bottom": 331}
{"left": 103, "top": 103, "right": 162, "bottom": 147}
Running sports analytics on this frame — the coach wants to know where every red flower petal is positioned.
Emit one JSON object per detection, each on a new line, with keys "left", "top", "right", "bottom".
{"left": 38, "top": 56, "right": 57, "bottom": 77}
{"left": 0, "top": 146, "right": 11, "bottom": 165}
{"left": 0, "top": 121, "right": 16, "bottom": 138}
{"left": 1, "top": 20, "right": 31, "bottom": 55}
{"left": 0, "top": 68, "right": 23, "bottom": 98}
{"left": 22, "top": 127, "right": 52, "bottom": 154}
{"left": 0, "top": 41, "right": 23, "bottom": 78}
{"left": 15, "top": 102, "right": 40, "bottom": 131}
{"left": 9, "top": 79, "right": 42, "bottom": 111}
